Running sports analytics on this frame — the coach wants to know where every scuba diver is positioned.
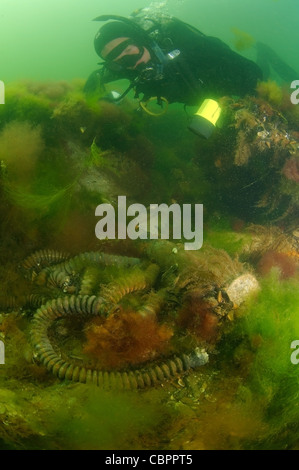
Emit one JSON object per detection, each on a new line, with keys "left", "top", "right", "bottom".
{"left": 85, "top": 10, "right": 297, "bottom": 139}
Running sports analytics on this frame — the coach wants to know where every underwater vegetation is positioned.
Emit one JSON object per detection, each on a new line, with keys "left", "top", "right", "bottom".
{"left": 0, "top": 121, "right": 44, "bottom": 184}
{"left": 12, "top": 244, "right": 245, "bottom": 389}
{"left": 230, "top": 27, "right": 256, "bottom": 51}
{"left": 196, "top": 83, "right": 299, "bottom": 225}
{"left": 0, "top": 77, "right": 299, "bottom": 449}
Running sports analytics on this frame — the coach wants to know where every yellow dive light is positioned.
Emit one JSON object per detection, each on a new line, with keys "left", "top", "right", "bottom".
{"left": 188, "top": 99, "right": 221, "bottom": 139}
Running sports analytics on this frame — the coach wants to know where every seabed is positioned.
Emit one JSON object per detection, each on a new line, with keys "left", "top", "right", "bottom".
{"left": 0, "top": 79, "right": 299, "bottom": 450}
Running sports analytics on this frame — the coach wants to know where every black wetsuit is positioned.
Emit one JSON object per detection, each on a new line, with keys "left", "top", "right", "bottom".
{"left": 85, "top": 16, "right": 263, "bottom": 105}
{"left": 133, "top": 17, "right": 263, "bottom": 106}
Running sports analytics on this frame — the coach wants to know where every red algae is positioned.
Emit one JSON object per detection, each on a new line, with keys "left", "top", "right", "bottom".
{"left": 257, "top": 250, "right": 298, "bottom": 279}
{"left": 282, "top": 157, "right": 299, "bottom": 183}
{"left": 83, "top": 309, "right": 173, "bottom": 369}
{"left": 177, "top": 293, "right": 220, "bottom": 343}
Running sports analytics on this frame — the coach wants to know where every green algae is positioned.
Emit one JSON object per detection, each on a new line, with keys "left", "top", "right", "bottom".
{"left": 4, "top": 183, "right": 75, "bottom": 214}
{"left": 0, "top": 83, "right": 52, "bottom": 128}
{"left": 44, "top": 387, "right": 173, "bottom": 450}
{"left": 242, "top": 273, "right": 299, "bottom": 402}
{"left": 216, "top": 271, "right": 299, "bottom": 448}
{"left": 203, "top": 216, "right": 252, "bottom": 257}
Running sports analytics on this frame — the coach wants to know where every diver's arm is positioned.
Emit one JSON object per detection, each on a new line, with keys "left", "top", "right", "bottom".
{"left": 84, "top": 58, "right": 139, "bottom": 94}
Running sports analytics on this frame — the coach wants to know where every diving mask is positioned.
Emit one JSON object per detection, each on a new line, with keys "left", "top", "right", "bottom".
{"left": 105, "top": 45, "right": 145, "bottom": 72}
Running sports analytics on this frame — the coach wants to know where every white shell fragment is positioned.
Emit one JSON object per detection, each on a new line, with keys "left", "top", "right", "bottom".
{"left": 227, "top": 274, "right": 260, "bottom": 306}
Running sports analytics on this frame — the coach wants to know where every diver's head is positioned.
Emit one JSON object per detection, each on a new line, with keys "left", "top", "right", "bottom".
{"left": 94, "top": 21, "right": 151, "bottom": 72}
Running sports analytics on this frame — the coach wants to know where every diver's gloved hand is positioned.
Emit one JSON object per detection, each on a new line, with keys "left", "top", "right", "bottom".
{"left": 100, "top": 91, "right": 124, "bottom": 103}
{"left": 188, "top": 99, "right": 222, "bottom": 139}
{"left": 83, "top": 69, "right": 103, "bottom": 95}
{"left": 83, "top": 67, "right": 132, "bottom": 95}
